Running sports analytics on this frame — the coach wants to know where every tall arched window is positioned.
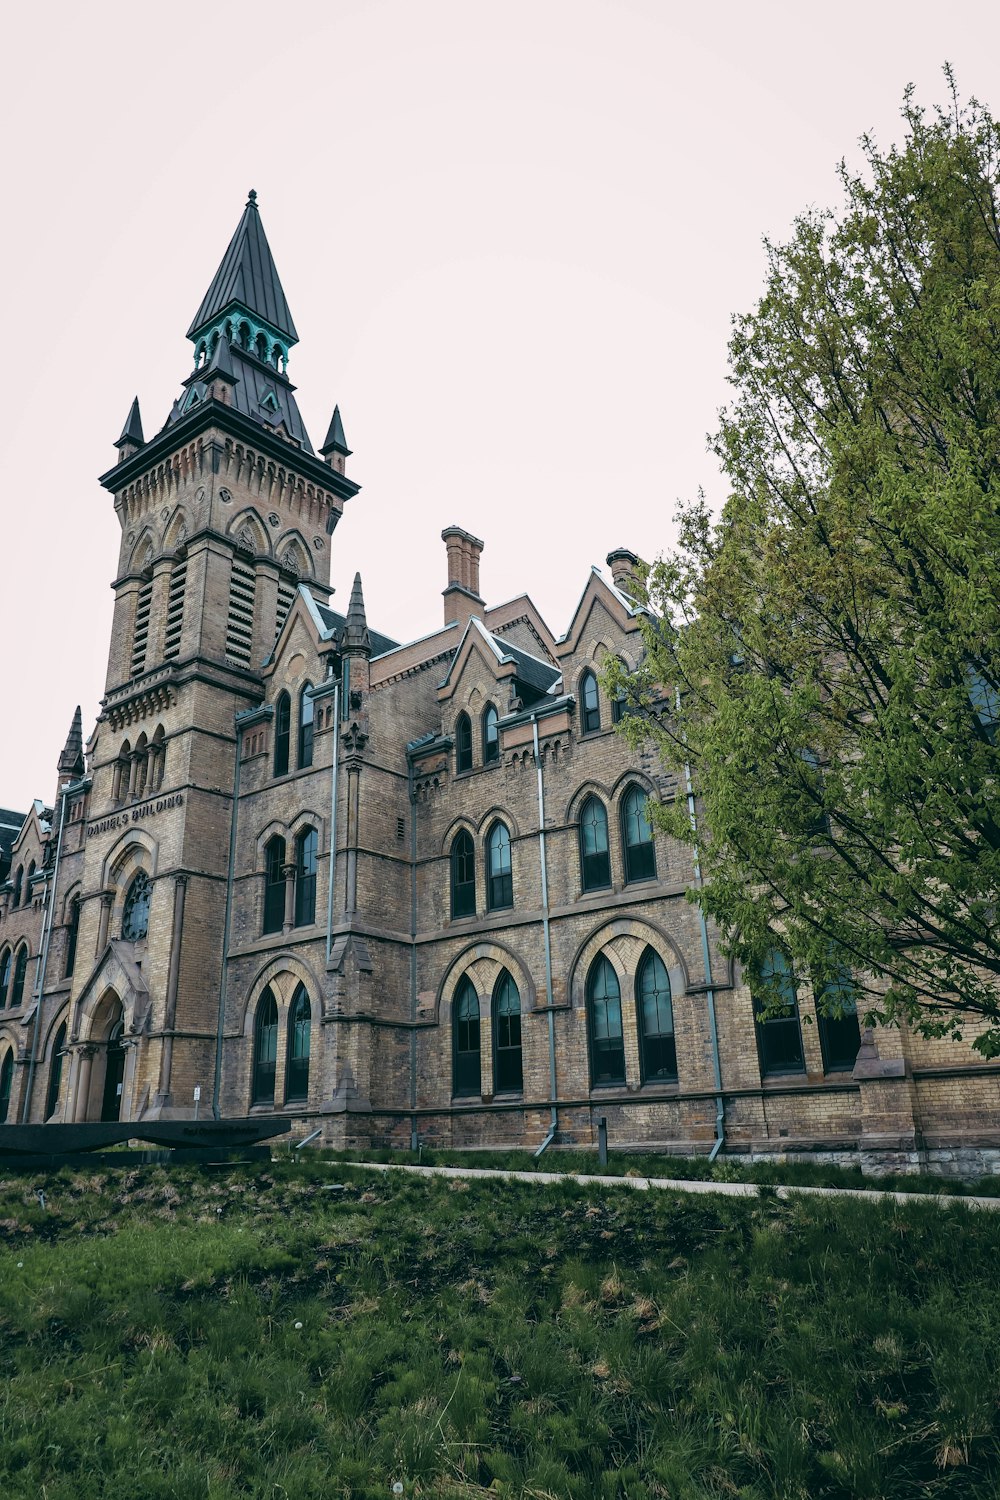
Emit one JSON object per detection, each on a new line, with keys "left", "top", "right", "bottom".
{"left": 295, "top": 827, "right": 318, "bottom": 927}
{"left": 815, "top": 963, "right": 862, "bottom": 1073}
{"left": 252, "top": 987, "right": 278, "bottom": 1105}
{"left": 0, "top": 1050, "right": 12, "bottom": 1124}
{"left": 0, "top": 949, "right": 10, "bottom": 1009}
{"left": 622, "top": 785, "right": 656, "bottom": 883}
{"left": 263, "top": 836, "right": 286, "bottom": 934}
{"left": 588, "top": 953, "right": 625, "bottom": 1086}
{"left": 611, "top": 660, "right": 629, "bottom": 724}
{"left": 579, "top": 795, "right": 611, "bottom": 891}
{"left": 274, "top": 692, "right": 291, "bottom": 776}
{"left": 637, "top": 948, "right": 677, "bottom": 1082}
{"left": 482, "top": 705, "right": 499, "bottom": 764}
{"left": 754, "top": 948, "right": 804, "bottom": 1076}
{"left": 298, "top": 683, "right": 315, "bottom": 769}
{"left": 45, "top": 1021, "right": 67, "bottom": 1121}
{"left": 286, "top": 985, "right": 311, "bottom": 1102}
{"left": 12, "top": 866, "right": 22, "bottom": 907}
{"left": 453, "top": 977, "right": 481, "bottom": 1096}
{"left": 455, "top": 713, "right": 472, "bottom": 773}
{"left": 121, "top": 872, "right": 152, "bottom": 941}
{"left": 450, "top": 829, "right": 476, "bottom": 918}
{"left": 10, "top": 947, "right": 28, "bottom": 1009}
{"left": 64, "top": 896, "right": 81, "bottom": 978}
{"left": 492, "top": 970, "right": 523, "bottom": 1093}
{"left": 24, "top": 861, "right": 35, "bottom": 906}
{"left": 580, "top": 671, "right": 601, "bottom": 734}
{"left": 487, "top": 821, "right": 513, "bottom": 910}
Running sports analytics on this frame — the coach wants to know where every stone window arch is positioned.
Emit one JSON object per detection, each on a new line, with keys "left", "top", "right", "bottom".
{"left": 45, "top": 1020, "right": 68, "bottom": 1121}
{"left": 580, "top": 669, "right": 601, "bottom": 734}
{"left": 252, "top": 987, "right": 279, "bottom": 1105}
{"left": 486, "top": 821, "right": 513, "bottom": 911}
{"left": 636, "top": 947, "right": 676, "bottom": 1082}
{"left": 121, "top": 871, "right": 152, "bottom": 942}
{"left": 492, "top": 970, "right": 522, "bottom": 1093}
{"left": 10, "top": 946, "right": 29, "bottom": 1009}
{"left": 482, "top": 704, "right": 499, "bottom": 764}
{"left": 0, "top": 947, "right": 11, "bottom": 1008}
{"left": 0, "top": 1047, "right": 12, "bottom": 1123}
{"left": 579, "top": 794, "right": 611, "bottom": 892}
{"left": 621, "top": 784, "right": 656, "bottom": 884}
{"left": 274, "top": 692, "right": 291, "bottom": 776}
{"left": 455, "top": 713, "right": 472, "bottom": 774}
{"left": 285, "top": 984, "right": 311, "bottom": 1103}
{"left": 587, "top": 952, "right": 625, "bottom": 1087}
{"left": 450, "top": 829, "right": 476, "bottom": 919}
{"left": 263, "top": 835, "right": 286, "bottom": 934}
{"left": 298, "top": 683, "right": 314, "bottom": 769}
{"left": 453, "top": 977, "right": 481, "bottom": 1097}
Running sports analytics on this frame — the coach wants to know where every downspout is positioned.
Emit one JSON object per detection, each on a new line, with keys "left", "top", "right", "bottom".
{"left": 683, "top": 755, "right": 725, "bottom": 1162}
{"left": 212, "top": 718, "right": 245, "bottom": 1120}
{"left": 325, "top": 682, "right": 340, "bottom": 965}
{"left": 532, "top": 714, "right": 558, "bottom": 1157}
{"left": 408, "top": 754, "right": 418, "bottom": 1152}
{"left": 21, "top": 781, "right": 73, "bottom": 1122}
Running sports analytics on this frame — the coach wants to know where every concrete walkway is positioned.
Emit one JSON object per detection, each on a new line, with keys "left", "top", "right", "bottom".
{"left": 342, "top": 1158, "right": 1000, "bottom": 1209}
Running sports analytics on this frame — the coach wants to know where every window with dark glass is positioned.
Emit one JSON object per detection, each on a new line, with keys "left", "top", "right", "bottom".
{"left": 274, "top": 692, "right": 291, "bottom": 776}
{"left": 252, "top": 988, "right": 278, "bottom": 1105}
{"left": 611, "top": 659, "right": 630, "bottom": 724}
{"left": 0, "top": 1050, "right": 12, "bottom": 1124}
{"left": 622, "top": 785, "right": 656, "bottom": 883}
{"left": 263, "top": 836, "right": 286, "bottom": 934}
{"left": 0, "top": 948, "right": 10, "bottom": 1008}
{"left": 121, "top": 872, "right": 152, "bottom": 941}
{"left": 637, "top": 948, "right": 677, "bottom": 1082}
{"left": 967, "top": 663, "right": 1000, "bottom": 743}
{"left": 483, "top": 705, "right": 499, "bottom": 764}
{"left": 25, "top": 861, "right": 35, "bottom": 906}
{"left": 65, "top": 897, "right": 80, "bottom": 978}
{"left": 492, "top": 970, "right": 523, "bottom": 1092}
{"left": 10, "top": 947, "right": 28, "bottom": 1009}
{"left": 456, "top": 713, "right": 472, "bottom": 773}
{"left": 453, "top": 977, "right": 481, "bottom": 1096}
{"left": 45, "top": 1022, "right": 67, "bottom": 1121}
{"left": 816, "top": 964, "right": 862, "bottom": 1072}
{"left": 286, "top": 984, "right": 311, "bottom": 1102}
{"left": 579, "top": 795, "right": 611, "bottom": 891}
{"left": 754, "top": 948, "right": 805, "bottom": 1075}
{"left": 487, "top": 821, "right": 513, "bottom": 910}
{"left": 581, "top": 671, "right": 601, "bottom": 733}
{"left": 298, "top": 683, "right": 314, "bottom": 769}
{"left": 295, "top": 827, "right": 318, "bottom": 926}
{"left": 450, "top": 830, "right": 476, "bottom": 918}
{"left": 588, "top": 953, "right": 625, "bottom": 1086}
{"left": 12, "top": 867, "right": 22, "bottom": 907}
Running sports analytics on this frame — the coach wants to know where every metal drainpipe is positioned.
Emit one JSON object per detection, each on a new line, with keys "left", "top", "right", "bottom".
{"left": 684, "top": 756, "right": 725, "bottom": 1162}
{"left": 325, "top": 682, "right": 341, "bottom": 965}
{"left": 408, "top": 755, "right": 419, "bottom": 1152}
{"left": 532, "top": 714, "right": 558, "bottom": 1158}
{"left": 212, "top": 720, "right": 244, "bottom": 1120}
{"left": 21, "top": 782, "right": 71, "bottom": 1122}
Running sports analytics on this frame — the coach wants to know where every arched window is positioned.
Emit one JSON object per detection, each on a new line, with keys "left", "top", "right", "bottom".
{"left": 134, "top": 735, "right": 149, "bottom": 799}
{"left": 255, "top": 331, "right": 268, "bottom": 362}
{"left": 0, "top": 948, "right": 9, "bottom": 1008}
{"left": 24, "top": 861, "right": 35, "bottom": 906}
{"left": 637, "top": 948, "right": 677, "bottom": 1082}
{"left": 816, "top": 963, "right": 862, "bottom": 1073}
{"left": 286, "top": 985, "right": 311, "bottom": 1102}
{"left": 64, "top": 896, "right": 81, "bottom": 978}
{"left": 113, "top": 741, "right": 131, "bottom": 803}
{"left": 492, "top": 970, "right": 523, "bottom": 1093}
{"left": 482, "top": 705, "right": 499, "bottom": 764}
{"left": 450, "top": 830, "right": 476, "bottom": 919}
{"left": 150, "top": 725, "right": 166, "bottom": 793}
{"left": 263, "top": 836, "right": 286, "bottom": 934}
{"left": 252, "top": 987, "right": 278, "bottom": 1105}
{"left": 580, "top": 671, "right": 601, "bottom": 734}
{"left": 455, "top": 713, "right": 472, "bottom": 773}
{"left": 295, "top": 827, "right": 318, "bottom": 927}
{"left": 45, "top": 1021, "right": 67, "bottom": 1121}
{"left": 453, "top": 977, "right": 481, "bottom": 1096}
{"left": 121, "top": 872, "right": 152, "bottom": 941}
{"left": 588, "top": 954, "right": 625, "bottom": 1086}
{"left": 579, "top": 795, "right": 611, "bottom": 891}
{"left": 622, "top": 785, "right": 656, "bottom": 883}
{"left": 611, "top": 660, "right": 629, "bottom": 725}
{"left": 274, "top": 692, "right": 291, "bottom": 776}
{"left": 12, "top": 866, "right": 22, "bottom": 907}
{"left": 754, "top": 948, "right": 804, "bottom": 1076}
{"left": 11, "top": 947, "right": 28, "bottom": 1009}
{"left": 298, "top": 683, "right": 315, "bottom": 769}
{"left": 486, "top": 821, "right": 513, "bottom": 911}
{"left": 0, "top": 1050, "right": 12, "bottom": 1124}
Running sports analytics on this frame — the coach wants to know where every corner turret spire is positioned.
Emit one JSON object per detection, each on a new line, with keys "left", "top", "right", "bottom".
{"left": 115, "top": 397, "right": 144, "bottom": 459}
{"left": 343, "top": 572, "right": 371, "bottom": 655}
{"left": 186, "top": 191, "right": 299, "bottom": 369}
{"left": 58, "top": 706, "right": 85, "bottom": 781}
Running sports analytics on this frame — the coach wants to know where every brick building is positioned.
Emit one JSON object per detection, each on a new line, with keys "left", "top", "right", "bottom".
{"left": 2, "top": 195, "right": 997, "bottom": 1176}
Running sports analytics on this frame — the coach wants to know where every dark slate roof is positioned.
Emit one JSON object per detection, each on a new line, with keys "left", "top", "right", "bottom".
{"left": 490, "top": 635, "right": 561, "bottom": 697}
{"left": 164, "top": 342, "right": 315, "bottom": 453}
{"left": 0, "top": 809, "right": 26, "bottom": 858}
{"left": 116, "top": 396, "right": 144, "bottom": 449}
{"left": 315, "top": 603, "right": 400, "bottom": 657}
{"left": 320, "top": 404, "right": 350, "bottom": 456}
{"left": 186, "top": 191, "right": 299, "bottom": 344}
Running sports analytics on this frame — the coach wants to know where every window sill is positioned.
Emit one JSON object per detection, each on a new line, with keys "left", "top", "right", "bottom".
{"left": 760, "top": 1070, "right": 808, "bottom": 1085}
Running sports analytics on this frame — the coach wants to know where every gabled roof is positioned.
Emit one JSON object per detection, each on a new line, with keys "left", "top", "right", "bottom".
{"left": 556, "top": 564, "right": 646, "bottom": 653}
{"left": 0, "top": 809, "right": 26, "bottom": 861}
{"left": 186, "top": 191, "right": 299, "bottom": 344}
{"left": 439, "top": 616, "right": 561, "bottom": 702}
{"left": 314, "top": 599, "right": 400, "bottom": 657}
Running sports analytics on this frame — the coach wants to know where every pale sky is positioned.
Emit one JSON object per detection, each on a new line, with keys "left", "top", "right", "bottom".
{"left": 2, "top": 0, "right": 997, "bottom": 810}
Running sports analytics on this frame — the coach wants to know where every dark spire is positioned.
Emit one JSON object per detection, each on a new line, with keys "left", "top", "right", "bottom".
{"left": 320, "top": 404, "right": 351, "bottom": 457}
{"left": 186, "top": 191, "right": 299, "bottom": 345}
{"left": 343, "top": 572, "right": 371, "bottom": 654}
{"left": 204, "top": 330, "right": 237, "bottom": 383}
{"left": 115, "top": 396, "right": 144, "bottom": 451}
{"left": 58, "top": 706, "right": 85, "bottom": 780}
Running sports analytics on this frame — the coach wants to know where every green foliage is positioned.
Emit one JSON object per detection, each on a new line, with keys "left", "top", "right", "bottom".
{"left": 609, "top": 72, "right": 1000, "bottom": 1052}
{"left": 1, "top": 1160, "right": 999, "bottom": 1496}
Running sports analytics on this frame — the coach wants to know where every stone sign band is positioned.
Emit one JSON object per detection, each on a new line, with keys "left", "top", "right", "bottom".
{"left": 87, "top": 793, "right": 183, "bottom": 839}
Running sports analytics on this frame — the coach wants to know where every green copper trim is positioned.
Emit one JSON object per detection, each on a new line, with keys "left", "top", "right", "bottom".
{"left": 192, "top": 304, "right": 289, "bottom": 375}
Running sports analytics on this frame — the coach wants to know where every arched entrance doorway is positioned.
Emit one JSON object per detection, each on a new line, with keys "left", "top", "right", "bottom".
{"left": 77, "top": 991, "right": 127, "bottom": 1123}
{"left": 101, "top": 1019, "right": 126, "bottom": 1122}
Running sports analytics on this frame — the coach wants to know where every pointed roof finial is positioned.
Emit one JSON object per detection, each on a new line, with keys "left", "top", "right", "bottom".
{"left": 58, "top": 706, "right": 85, "bottom": 779}
{"left": 115, "top": 396, "right": 144, "bottom": 451}
{"left": 320, "top": 403, "right": 352, "bottom": 458}
{"left": 187, "top": 193, "right": 298, "bottom": 345}
{"left": 343, "top": 571, "right": 371, "bottom": 654}
{"left": 247, "top": 188, "right": 258, "bottom": 206}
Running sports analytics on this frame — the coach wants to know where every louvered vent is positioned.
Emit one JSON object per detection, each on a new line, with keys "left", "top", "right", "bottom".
{"left": 163, "top": 561, "right": 187, "bottom": 660}
{"left": 131, "top": 581, "right": 153, "bottom": 676}
{"left": 275, "top": 578, "right": 295, "bottom": 640}
{"left": 225, "top": 558, "right": 257, "bottom": 668}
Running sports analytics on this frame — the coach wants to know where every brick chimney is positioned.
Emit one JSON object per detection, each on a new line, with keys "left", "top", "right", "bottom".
{"left": 606, "top": 547, "right": 642, "bottom": 600}
{"left": 442, "top": 526, "right": 485, "bottom": 627}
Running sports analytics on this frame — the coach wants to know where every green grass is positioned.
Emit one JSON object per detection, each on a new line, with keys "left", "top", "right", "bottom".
{"left": 1, "top": 1160, "right": 999, "bottom": 1497}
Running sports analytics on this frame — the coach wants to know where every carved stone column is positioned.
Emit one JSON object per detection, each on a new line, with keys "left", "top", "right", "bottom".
{"left": 282, "top": 862, "right": 297, "bottom": 933}
{"left": 96, "top": 890, "right": 114, "bottom": 955}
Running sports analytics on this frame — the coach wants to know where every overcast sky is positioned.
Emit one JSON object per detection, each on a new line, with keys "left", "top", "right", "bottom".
{"left": 2, "top": 1, "right": 997, "bottom": 809}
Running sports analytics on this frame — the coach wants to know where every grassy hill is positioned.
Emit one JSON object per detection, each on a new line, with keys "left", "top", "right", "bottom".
{"left": 0, "top": 1159, "right": 998, "bottom": 1498}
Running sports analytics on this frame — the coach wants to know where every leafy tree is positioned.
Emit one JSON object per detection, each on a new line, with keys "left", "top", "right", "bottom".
{"left": 612, "top": 74, "right": 1000, "bottom": 1055}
